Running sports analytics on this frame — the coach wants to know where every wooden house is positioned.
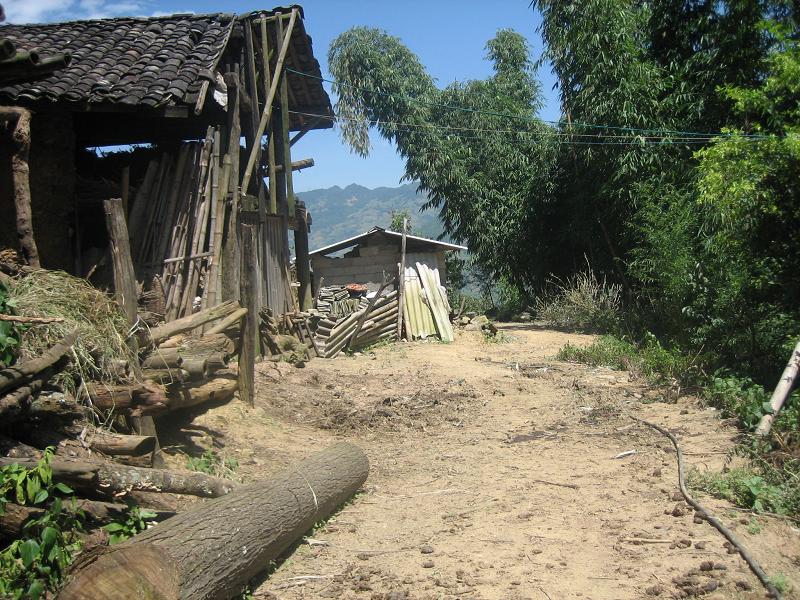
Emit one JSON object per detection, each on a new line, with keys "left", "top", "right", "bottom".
{"left": 0, "top": 6, "right": 331, "bottom": 318}
{"left": 309, "top": 226, "right": 466, "bottom": 291}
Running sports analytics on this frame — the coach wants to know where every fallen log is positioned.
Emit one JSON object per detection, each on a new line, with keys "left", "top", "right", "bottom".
{"left": 59, "top": 442, "right": 368, "bottom": 600}
{"left": 0, "top": 330, "right": 77, "bottom": 395}
{"left": 0, "top": 457, "right": 236, "bottom": 498}
{"left": 204, "top": 307, "right": 247, "bottom": 336}
{"left": 167, "top": 377, "right": 237, "bottom": 411}
{"left": 146, "top": 301, "right": 240, "bottom": 346}
{"left": 86, "top": 381, "right": 169, "bottom": 417}
{"left": 88, "top": 430, "right": 156, "bottom": 457}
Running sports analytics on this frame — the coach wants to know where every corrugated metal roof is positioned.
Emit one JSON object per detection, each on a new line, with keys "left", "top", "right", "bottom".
{"left": 310, "top": 226, "right": 467, "bottom": 256}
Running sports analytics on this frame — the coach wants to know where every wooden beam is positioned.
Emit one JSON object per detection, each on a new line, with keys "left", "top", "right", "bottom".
{"left": 103, "top": 199, "right": 138, "bottom": 345}
{"left": 274, "top": 157, "right": 314, "bottom": 173}
{"left": 103, "top": 198, "right": 164, "bottom": 468}
{"left": 260, "top": 17, "right": 279, "bottom": 215}
{"left": 289, "top": 118, "right": 321, "bottom": 146}
{"left": 240, "top": 8, "right": 297, "bottom": 194}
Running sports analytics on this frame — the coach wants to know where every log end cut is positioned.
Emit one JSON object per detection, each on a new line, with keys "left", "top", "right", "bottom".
{"left": 59, "top": 543, "right": 180, "bottom": 600}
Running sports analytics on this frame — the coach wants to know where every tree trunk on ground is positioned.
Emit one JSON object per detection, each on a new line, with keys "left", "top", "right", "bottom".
{"left": 167, "top": 378, "right": 237, "bottom": 411}
{"left": 0, "top": 330, "right": 77, "bottom": 395}
{"left": 88, "top": 430, "right": 156, "bottom": 457}
{"left": 86, "top": 381, "right": 169, "bottom": 417}
{"left": 0, "top": 457, "right": 236, "bottom": 498}
{"left": 146, "top": 301, "right": 240, "bottom": 346}
{"left": 58, "top": 442, "right": 368, "bottom": 600}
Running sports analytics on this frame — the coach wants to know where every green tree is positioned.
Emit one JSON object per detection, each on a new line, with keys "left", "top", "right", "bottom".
{"left": 389, "top": 209, "right": 411, "bottom": 233}
{"left": 329, "top": 28, "right": 560, "bottom": 290}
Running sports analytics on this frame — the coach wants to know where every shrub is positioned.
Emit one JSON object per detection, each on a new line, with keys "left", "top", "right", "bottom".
{"left": 557, "top": 333, "right": 694, "bottom": 385}
{"left": 535, "top": 268, "right": 621, "bottom": 332}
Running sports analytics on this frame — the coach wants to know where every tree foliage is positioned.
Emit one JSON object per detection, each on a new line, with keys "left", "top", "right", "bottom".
{"left": 329, "top": 28, "right": 559, "bottom": 287}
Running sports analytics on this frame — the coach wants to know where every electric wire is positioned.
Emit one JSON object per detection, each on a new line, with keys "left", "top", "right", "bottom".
{"left": 286, "top": 67, "right": 771, "bottom": 140}
{"left": 289, "top": 109, "right": 767, "bottom": 147}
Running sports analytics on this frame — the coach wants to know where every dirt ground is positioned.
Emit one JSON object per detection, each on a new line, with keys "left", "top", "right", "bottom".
{"left": 163, "top": 324, "right": 800, "bottom": 600}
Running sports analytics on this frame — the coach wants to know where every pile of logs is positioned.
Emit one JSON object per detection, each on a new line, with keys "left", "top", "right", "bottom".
{"left": 315, "top": 289, "right": 399, "bottom": 358}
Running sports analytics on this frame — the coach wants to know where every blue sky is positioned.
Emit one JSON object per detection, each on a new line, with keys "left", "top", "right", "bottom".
{"left": 5, "top": 0, "right": 561, "bottom": 191}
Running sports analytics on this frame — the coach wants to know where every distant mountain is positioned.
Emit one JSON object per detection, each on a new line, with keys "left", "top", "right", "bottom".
{"left": 297, "top": 183, "right": 444, "bottom": 251}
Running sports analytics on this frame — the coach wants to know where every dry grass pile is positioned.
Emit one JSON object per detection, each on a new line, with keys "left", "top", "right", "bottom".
{"left": 7, "top": 269, "right": 135, "bottom": 390}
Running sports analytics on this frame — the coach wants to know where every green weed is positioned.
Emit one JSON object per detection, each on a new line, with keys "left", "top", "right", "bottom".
{"left": 0, "top": 448, "right": 83, "bottom": 599}
{"left": 687, "top": 467, "right": 788, "bottom": 515}
{"left": 557, "top": 333, "right": 694, "bottom": 385}
{"left": 186, "top": 449, "right": 239, "bottom": 479}
{"left": 103, "top": 506, "right": 158, "bottom": 544}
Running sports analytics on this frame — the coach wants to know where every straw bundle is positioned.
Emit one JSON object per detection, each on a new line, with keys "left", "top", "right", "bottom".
{"left": 7, "top": 270, "right": 136, "bottom": 390}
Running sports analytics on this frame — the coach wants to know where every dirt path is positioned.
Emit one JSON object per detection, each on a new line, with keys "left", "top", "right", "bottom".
{"left": 172, "top": 324, "right": 799, "bottom": 599}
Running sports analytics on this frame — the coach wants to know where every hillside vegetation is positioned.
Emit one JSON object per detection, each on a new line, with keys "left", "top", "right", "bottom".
{"left": 298, "top": 183, "right": 443, "bottom": 250}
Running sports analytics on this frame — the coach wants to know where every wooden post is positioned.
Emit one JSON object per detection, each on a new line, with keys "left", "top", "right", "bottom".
{"left": 295, "top": 200, "right": 312, "bottom": 310}
{"left": 396, "top": 217, "right": 408, "bottom": 340}
{"left": 221, "top": 68, "right": 243, "bottom": 303}
{"left": 103, "top": 199, "right": 164, "bottom": 468}
{"left": 240, "top": 8, "right": 297, "bottom": 194}
{"left": 755, "top": 339, "right": 800, "bottom": 436}
{"left": 238, "top": 222, "right": 257, "bottom": 406}
{"left": 1, "top": 107, "right": 40, "bottom": 268}
{"left": 103, "top": 199, "right": 139, "bottom": 341}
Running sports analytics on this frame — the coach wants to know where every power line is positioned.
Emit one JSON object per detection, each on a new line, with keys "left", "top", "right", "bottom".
{"left": 286, "top": 67, "right": 771, "bottom": 140}
{"left": 289, "top": 109, "right": 764, "bottom": 147}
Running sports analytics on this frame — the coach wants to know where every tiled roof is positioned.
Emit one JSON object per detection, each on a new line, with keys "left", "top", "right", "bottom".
{"left": 0, "top": 13, "right": 235, "bottom": 108}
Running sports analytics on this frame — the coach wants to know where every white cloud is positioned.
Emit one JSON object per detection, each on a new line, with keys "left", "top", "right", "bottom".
{"left": 4, "top": 0, "right": 152, "bottom": 24}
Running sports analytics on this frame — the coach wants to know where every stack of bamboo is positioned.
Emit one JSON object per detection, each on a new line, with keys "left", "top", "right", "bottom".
{"left": 127, "top": 119, "right": 239, "bottom": 323}
{"left": 316, "top": 290, "right": 399, "bottom": 358}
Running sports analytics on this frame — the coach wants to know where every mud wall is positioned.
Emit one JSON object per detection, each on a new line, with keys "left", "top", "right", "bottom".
{"left": 0, "top": 111, "right": 75, "bottom": 271}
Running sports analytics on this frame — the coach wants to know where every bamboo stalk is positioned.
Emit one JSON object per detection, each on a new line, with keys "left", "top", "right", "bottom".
{"left": 240, "top": 8, "right": 297, "bottom": 194}
{"left": 205, "top": 129, "right": 223, "bottom": 311}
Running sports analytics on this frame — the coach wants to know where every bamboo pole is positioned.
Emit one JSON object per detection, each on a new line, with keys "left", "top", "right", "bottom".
{"left": 275, "top": 12, "right": 296, "bottom": 216}
{"left": 240, "top": 8, "right": 297, "bottom": 194}
{"left": 755, "top": 339, "right": 800, "bottom": 436}
{"left": 261, "top": 17, "right": 278, "bottom": 215}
